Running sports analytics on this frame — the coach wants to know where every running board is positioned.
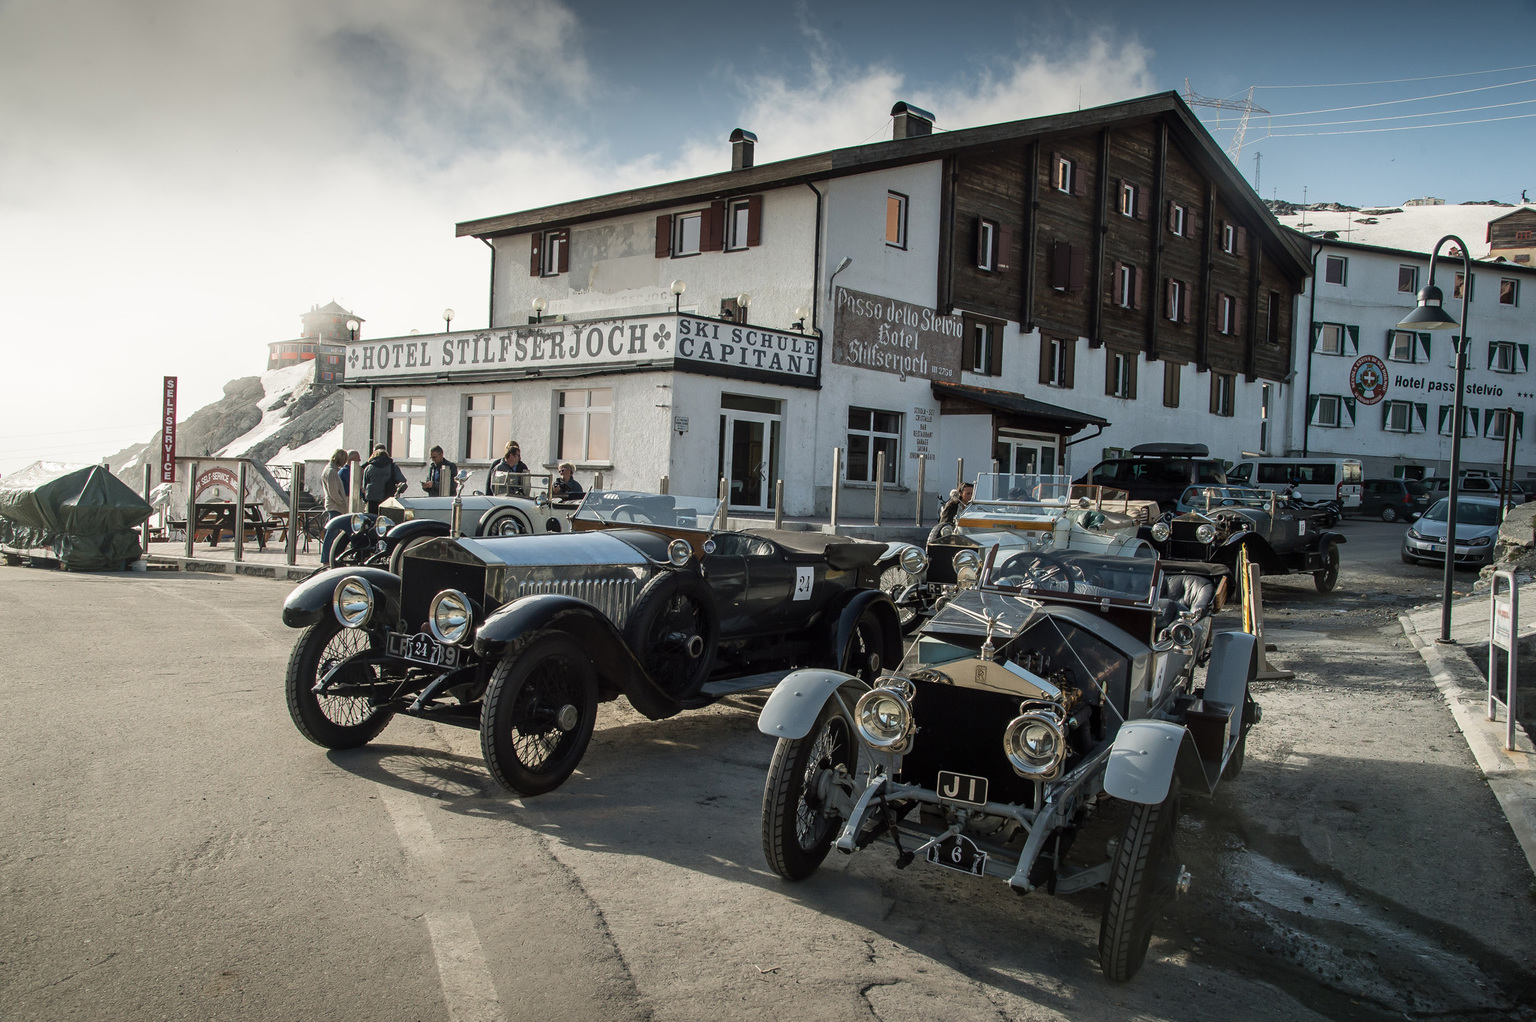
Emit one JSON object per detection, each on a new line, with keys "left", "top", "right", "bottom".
{"left": 699, "top": 670, "right": 791, "bottom": 699}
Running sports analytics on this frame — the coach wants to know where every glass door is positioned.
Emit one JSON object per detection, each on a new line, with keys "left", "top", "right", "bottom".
{"left": 717, "top": 396, "right": 783, "bottom": 511}
{"left": 994, "top": 429, "right": 1058, "bottom": 477}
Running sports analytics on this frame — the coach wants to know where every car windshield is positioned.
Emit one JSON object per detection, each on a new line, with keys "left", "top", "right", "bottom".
{"left": 572, "top": 490, "right": 722, "bottom": 532}
{"left": 1180, "top": 486, "right": 1273, "bottom": 510}
{"left": 1422, "top": 499, "right": 1501, "bottom": 526}
{"left": 980, "top": 546, "right": 1158, "bottom": 604}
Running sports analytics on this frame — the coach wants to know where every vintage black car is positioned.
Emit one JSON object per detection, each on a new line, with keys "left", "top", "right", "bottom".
{"left": 1151, "top": 486, "right": 1345, "bottom": 593}
{"left": 281, "top": 489, "right": 901, "bottom": 796}
{"left": 757, "top": 542, "right": 1251, "bottom": 981}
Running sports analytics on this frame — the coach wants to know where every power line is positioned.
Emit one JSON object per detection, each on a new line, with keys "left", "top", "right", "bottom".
{"left": 1200, "top": 95, "right": 1536, "bottom": 132}
{"left": 1253, "top": 110, "right": 1536, "bottom": 138}
{"left": 1255, "top": 62, "right": 1536, "bottom": 90}
{"left": 1253, "top": 75, "right": 1536, "bottom": 119}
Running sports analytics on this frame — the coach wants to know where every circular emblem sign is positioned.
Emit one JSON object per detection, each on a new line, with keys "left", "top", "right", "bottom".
{"left": 1350, "top": 355, "right": 1388, "bottom": 405}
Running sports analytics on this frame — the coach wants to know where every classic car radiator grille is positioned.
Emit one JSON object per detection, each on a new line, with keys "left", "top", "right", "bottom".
{"left": 900, "top": 679, "right": 1038, "bottom": 808}
{"left": 400, "top": 561, "right": 488, "bottom": 634}
{"left": 516, "top": 577, "right": 641, "bottom": 630}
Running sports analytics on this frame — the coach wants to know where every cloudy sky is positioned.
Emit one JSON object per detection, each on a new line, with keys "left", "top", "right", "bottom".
{"left": 3, "top": 0, "right": 1534, "bottom": 475}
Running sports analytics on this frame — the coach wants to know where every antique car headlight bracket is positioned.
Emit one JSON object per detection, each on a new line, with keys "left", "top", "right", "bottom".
{"left": 1003, "top": 702, "right": 1067, "bottom": 779}
{"left": 855, "top": 678, "right": 916, "bottom": 752}
{"left": 899, "top": 546, "right": 927, "bottom": 575}
{"left": 333, "top": 576, "right": 375, "bottom": 629}
{"left": 667, "top": 538, "right": 692, "bottom": 567}
{"left": 427, "top": 588, "right": 474, "bottom": 646}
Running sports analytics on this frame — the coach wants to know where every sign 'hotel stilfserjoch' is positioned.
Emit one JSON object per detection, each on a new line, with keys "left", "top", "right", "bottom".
{"left": 830, "top": 286, "right": 962, "bottom": 382}
{"left": 343, "top": 315, "right": 822, "bottom": 388}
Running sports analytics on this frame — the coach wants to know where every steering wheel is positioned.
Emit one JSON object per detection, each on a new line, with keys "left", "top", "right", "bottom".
{"left": 994, "top": 552, "right": 1077, "bottom": 592}
{"left": 610, "top": 503, "right": 643, "bottom": 523}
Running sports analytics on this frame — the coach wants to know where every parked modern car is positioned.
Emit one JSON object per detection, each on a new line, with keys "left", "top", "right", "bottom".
{"left": 1421, "top": 475, "right": 1523, "bottom": 507}
{"left": 1357, "top": 478, "right": 1430, "bottom": 522}
{"left": 1227, "top": 457, "right": 1364, "bottom": 510}
{"left": 281, "top": 488, "right": 901, "bottom": 796}
{"left": 1401, "top": 495, "right": 1504, "bottom": 568}
{"left": 756, "top": 533, "right": 1252, "bottom": 981}
{"left": 1078, "top": 443, "right": 1226, "bottom": 507}
{"left": 1150, "top": 486, "right": 1345, "bottom": 592}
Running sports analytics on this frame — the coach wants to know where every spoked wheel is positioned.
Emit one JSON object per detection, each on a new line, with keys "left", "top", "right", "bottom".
{"left": 1099, "top": 778, "right": 1184, "bottom": 982}
{"left": 838, "top": 608, "right": 887, "bottom": 684}
{"left": 877, "top": 564, "right": 922, "bottom": 635}
{"left": 623, "top": 574, "right": 719, "bottom": 701}
{"left": 285, "top": 617, "right": 394, "bottom": 749}
{"left": 762, "top": 703, "right": 854, "bottom": 880}
{"left": 480, "top": 633, "right": 599, "bottom": 796}
{"left": 1314, "top": 543, "right": 1340, "bottom": 594}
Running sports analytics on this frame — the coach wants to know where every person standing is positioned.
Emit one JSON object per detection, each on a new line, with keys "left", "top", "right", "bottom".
{"left": 550, "top": 461, "right": 584, "bottom": 501}
{"left": 939, "top": 481, "right": 974, "bottom": 525}
{"left": 321, "top": 449, "right": 349, "bottom": 516}
{"left": 361, "top": 445, "right": 407, "bottom": 515}
{"left": 337, "top": 449, "right": 363, "bottom": 509}
{"left": 485, "top": 441, "right": 529, "bottom": 495}
{"left": 422, "top": 445, "right": 458, "bottom": 496}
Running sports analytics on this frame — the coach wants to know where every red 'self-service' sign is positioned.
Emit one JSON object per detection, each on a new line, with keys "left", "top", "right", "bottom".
{"left": 160, "top": 377, "right": 177, "bottom": 483}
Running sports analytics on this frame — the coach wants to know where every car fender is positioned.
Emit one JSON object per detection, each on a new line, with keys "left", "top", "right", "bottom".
{"left": 827, "top": 589, "right": 904, "bottom": 670}
{"left": 758, "top": 668, "right": 867, "bottom": 740}
{"left": 385, "top": 518, "right": 450, "bottom": 547}
{"left": 1104, "top": 719, "right": 1198, "bottom": 804}
{"left": 282, "top": 566, "right": 401, "bottom": 628}
{"left": 474, "top": 593, "right": 681, "bottom": 721}
{"left": 1204, "top": 630, "right": 1258, "bottom": 742}
{"left": 877, "top": 540, "right": 924, "bottom": 567}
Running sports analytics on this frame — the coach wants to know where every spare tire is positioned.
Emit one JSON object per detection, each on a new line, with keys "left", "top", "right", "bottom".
{"left": 622, "top": 572, "right": 720, "bottom": 701}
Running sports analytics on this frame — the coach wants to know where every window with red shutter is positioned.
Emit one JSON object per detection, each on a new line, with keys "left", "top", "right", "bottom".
{"left": 655, "top": 214, "right": 671, "bottom": 258}
{"left": 530, "top": 233, "right": 543, "bottom": 276}
{"left": 997, "top": 224, "right": 1013, "bottom": 271}
{"left": 746, "top": 194, "right": 762, "bottom": 247}
{"left": 1051, "top": 241, "right": 1071, "bottom": 290}
{"left": 1069, "top": 245, "right": 1086, "bottom": 292}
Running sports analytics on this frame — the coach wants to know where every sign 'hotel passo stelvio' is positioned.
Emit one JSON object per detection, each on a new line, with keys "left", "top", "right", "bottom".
{"left": 343, "top": 315, "right": 822, "bottom": 388}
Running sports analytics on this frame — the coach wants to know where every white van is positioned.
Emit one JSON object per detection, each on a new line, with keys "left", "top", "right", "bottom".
{"left": 1228, "top": 457, "right": 1364, "bottom": 508}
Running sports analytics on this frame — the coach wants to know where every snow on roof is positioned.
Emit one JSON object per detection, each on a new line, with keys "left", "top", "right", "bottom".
{"left": 214, "top": 361, "right": 320, "bottom": 459}
{"left": 269, "top": 423, "right": 344, "bottom": 467}
{"left": 1276, "top": 203, "right": 1532, "bottom": 259}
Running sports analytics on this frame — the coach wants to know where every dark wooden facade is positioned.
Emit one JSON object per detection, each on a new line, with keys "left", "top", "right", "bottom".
{"left": 942, "top": 111, "right": 1303, "bottom": 387}
{"left": 1488, "top": 207, "right": 1536, "bottom": 261}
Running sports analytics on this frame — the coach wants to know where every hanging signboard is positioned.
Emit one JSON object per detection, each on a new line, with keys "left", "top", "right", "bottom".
{"left": 830, "top": 286, "right": 962, "bottom": 383}
{"left": 160, "top": 376, "right": 178, "bottom": 483}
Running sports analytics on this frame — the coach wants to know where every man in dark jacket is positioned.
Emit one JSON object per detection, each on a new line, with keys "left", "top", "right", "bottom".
{"left": 486, "top": 440, "right": 530, "bottom": 496}
{"left": 361, "top": 445, "right": 407, "bottom": 514}
{"left": 422, "top": 446, "right": 458, "bottom": 496}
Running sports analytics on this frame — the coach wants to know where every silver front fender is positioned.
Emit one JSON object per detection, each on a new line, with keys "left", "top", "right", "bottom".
{"left": 758, "top": 668, "right": 862, "bottom": 740}
{"left": 1104, "top": 719, "right": 1191, "bottom": 804}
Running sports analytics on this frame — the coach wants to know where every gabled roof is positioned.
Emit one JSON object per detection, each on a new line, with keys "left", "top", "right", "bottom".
{"left": 307, "top": 301, "right": 360, "bottom": 320}
{"left": 458, "top": 92, "right": 1311, "bottom": 281}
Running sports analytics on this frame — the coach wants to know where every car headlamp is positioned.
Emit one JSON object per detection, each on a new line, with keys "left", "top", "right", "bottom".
{"left": 667, "top": 538, "right": 692, "bottom": 567}
{"left": 1469, "top": 535, "right": 1493, "bottom": 546}
{"left": 952, "top": 547, "right": 981, "bottom": 586}
{"left": 1003, "top": 703, "right": 1067, "bottom": 779}
{"left": 350, "top": 512, "right": 367, "bottom": 532}
{"left": 854, "top": 680, "right": 915, "bottom": 752}
{"left": 899, "top": 546, "right": 927, "bottom": 575}
{"left": 374, "top": 516, "right": 394, "bottom": 537}
{"left": 1195, "top": 523, "right": 1217, "bottom": 544}
{"left": 427, "top": 589, "right": 473, "bottom": 645}
{"left": 333, "top": 576, "right": 375, "bottom": 629}
{"left": 1407, "top": 528, "right": 1423, "bottom": 540}
{"left": 1150, "top": 522, "right": 1171, "bottom": 542}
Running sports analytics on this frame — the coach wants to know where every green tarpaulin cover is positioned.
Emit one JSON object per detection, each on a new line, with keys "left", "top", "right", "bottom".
{"left": 0, "top": 464, "right": 151, "bottom": 571}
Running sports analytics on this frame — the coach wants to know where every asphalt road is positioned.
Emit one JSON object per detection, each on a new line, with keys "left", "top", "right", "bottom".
{"left": 2, "top": 534, "right": 1533, "bottom": 1021}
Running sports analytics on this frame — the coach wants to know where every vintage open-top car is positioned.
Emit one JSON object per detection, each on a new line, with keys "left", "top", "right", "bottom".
{"left": 757, "top": 540, "right": 1252, "bottom": 981}
{"left": 281, "top": 488, "right": 901, "bottom": 796}
{"left": 878, "top": 474, "right": 1158, "bottom": 633}
{"left": 1151, "top": 485, "right": 1345, "bottom": 593}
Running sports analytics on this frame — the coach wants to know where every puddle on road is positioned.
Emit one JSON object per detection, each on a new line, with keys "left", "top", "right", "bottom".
{"left": 1197, "top": 838, "right": 1527, "bottom": 1020}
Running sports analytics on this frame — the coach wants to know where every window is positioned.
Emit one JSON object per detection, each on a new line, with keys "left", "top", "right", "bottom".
{"left": 977, "top": 218, "right": 997, "bottom": 270}
{"left": 1324, "top": 255, "right": 1348, "bottom": 285}
{"left": 1053, "top": 156, "right": 1076, "bottom": 194}
{"left": 1168, "top": 202, "right": 1186, "bottom": 237}
{"left": 1039, "top": 336, "right": 1074, "bottom": 388}
{"left": 1163, "top": 362, "right": 1181, "bottom": 408}
{"left": 556, "top": 388, "right": 612, "bottom": 462}
{"left": 1218, "top": 294, "right": 1237, "bottom": 335}
{"left": 1398, "top": 265, "right": 1419, "bottom": 294}
{"left": 1384, "top": 400, "right": 1414, "bottom": 433}
{"left": 1119, "top": 181, "right": 1138, "bottom": 218}
{"left": 1313, "top": 395, "right": 1342, "bottom": 427}
{"left": 542, "top": 229, "right": 568, "bottom": 276}
{"left": 1315, "top": 322, "right": 1347, "bottom": 355}
{"left": 1106, "top": 351, "right": 1137, "bottom": 399}
{"left": 885, "top": 192, "right": 908, "bottom": 248}
{"left": 1487, "top": 409, "right": 1525, "bottom": 440}
{"left": 464, "top": 392, "right": 513, "bottom": 461}
{"left": 1438, "top": 405, "right": 1479, "bottom": 437}
{"left": 1210, "top": 372, "right": 1235, "bottom": 417}
{"left": 1164, "top": 278, "right": 1187, "bottom": 323}
{"left": 1388, "top": 330, "right": 1418, "bottom": 362}
{"left": 847, "top": 408, "right": 900, "bottom": 483}
{"left": 726, "top": 198, "right": 751, "bottom": 251}
{"left": 385, "top": 396, "right": 426, "bottom": 459}
{"left": 1500, "top": 278, "right": 1519, "bottom": 305}
{"left": 1260, "top": 384, "right": 1272, "bottom": 451}
{"left": 1517, "top": 229, "right": 1534, "bottom": 241}
{"left": 964, "top": 316, "right": 1002, "bottom": 375}
{"left": 1454, "top": 271, "right": 1472, "bottom": 299}
{"left": 1488, "top": 340, "right": 1527, "bottom": 373}
{"left": 1265, "top": 290, "right": 1281, "bottom": 344}
{"left": 1116, "top": 263, "right": 1136, "bottom": 308}
{"left": 674, "top": 212, "right": 702, "bottom": 256}
{"left": 1221, "top": 221, "right": 1235, "bottom": 254}
{"left": 1049, "top": 240, "right": 1086, "bottom": 292}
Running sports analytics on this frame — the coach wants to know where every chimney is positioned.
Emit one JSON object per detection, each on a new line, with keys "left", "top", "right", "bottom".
{"left": 730, "top": 128, "right": 757, "bottom": 171}
{"left": 891, "top": 101, "right": 935, "bottom": 140}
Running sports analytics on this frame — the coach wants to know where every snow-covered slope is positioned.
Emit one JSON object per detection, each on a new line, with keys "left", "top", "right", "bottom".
{"left": 1274, "top": 201, "right": 1527, "bottom": 259}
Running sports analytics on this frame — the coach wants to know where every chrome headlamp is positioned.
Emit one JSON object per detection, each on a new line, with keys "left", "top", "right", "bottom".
{"left": 854, "top": 678, "right": 916, "bottom": 752}
{"left": 350, "top": 512, "right": 367, "bottom": 532}
{"left": 332, "top": 576, "right": 375, "bottom": 629}
{"left": 899, "top": 545, "right": 927, "bottom": 575}
{"left": 374, "top": 516, "right": 394, "bottom": 537}
{"left": 1003, "top": 702, "right": 1067, "bottom": 779}
{"left": 1195, "top": 523, "right": 1217, "bottom": 544}
{"left": 1150, "top": 521, "right": 1171, "bottom": 543}
{"left": 427, "top": 589, "right": 473, "bottom": 645}
{"left": 1154, "top": 618, "right": 1197, "bottom": 652}
{"left": 667, "top": 538, "right": 692, "bottom": 567}
{"left": 952, "top": 548, "right": 981, "bottom": 586}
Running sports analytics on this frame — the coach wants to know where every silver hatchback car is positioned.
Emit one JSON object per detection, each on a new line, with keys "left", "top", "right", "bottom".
{"left": 1401, "top": 495, "right": 1504, "bottom": 567}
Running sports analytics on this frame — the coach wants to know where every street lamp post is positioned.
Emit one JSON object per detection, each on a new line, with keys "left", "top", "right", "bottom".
{"left": 1398, "top": 234, "right": 1473, "bottom": 644}
{"left": 443, "top": 307, "right": 455, "bottom": 333}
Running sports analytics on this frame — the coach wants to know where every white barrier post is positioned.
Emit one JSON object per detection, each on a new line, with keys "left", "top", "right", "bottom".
{"left": 873, "top": 451, "right": 885, "bottom": 526}
{"left": 233, "top": 462, "right": 247, "bottom": 563}
{"left": 829, "top": 448, "right": 842, "bottom": 530}
{"left": 915, "top": 455, "right": 926, "bottom": 527}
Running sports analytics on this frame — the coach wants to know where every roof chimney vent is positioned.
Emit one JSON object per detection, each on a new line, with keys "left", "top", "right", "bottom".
{"left": 891, "top": 101, "right": 935, "bottom": 140}
{"left": 730, "top": 128, "right": 757, "bottom": 171}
